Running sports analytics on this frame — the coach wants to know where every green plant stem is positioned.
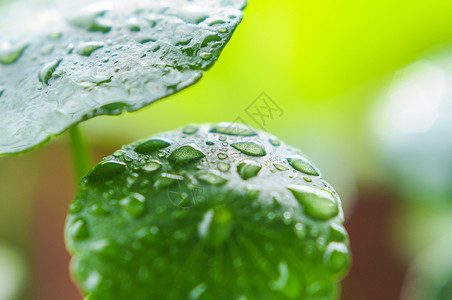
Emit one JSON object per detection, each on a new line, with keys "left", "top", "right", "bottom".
{"left": 69, "top": 125, "right": 91, "bottom": 184}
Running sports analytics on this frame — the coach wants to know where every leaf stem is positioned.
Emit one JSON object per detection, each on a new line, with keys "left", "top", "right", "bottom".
{"left": 69, "top": 124, "right": 91, "bottom": 184}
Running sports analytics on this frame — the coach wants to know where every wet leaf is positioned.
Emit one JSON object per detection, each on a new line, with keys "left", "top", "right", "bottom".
{"left": 0, "top": 0, "right": 246, "bottom": 155}
{"left": 65, "top": 123, "right": 351, "bottom": 300}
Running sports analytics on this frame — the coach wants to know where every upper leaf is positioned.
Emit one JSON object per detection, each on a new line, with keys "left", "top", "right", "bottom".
{"left": 0, "top": 0, "right": 246, "bottom": 155}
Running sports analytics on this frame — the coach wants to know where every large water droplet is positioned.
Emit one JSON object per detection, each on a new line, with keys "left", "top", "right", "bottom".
{"left": 195, "top": 172, "right": 227, "bottom": 185}
{"left": 286, "top": 184, "right": 338, "bottom": 220}
{"left": 38, "top": 59, "right": 62, "bottom": 86}
{"left": 323, "top": 242, "right": 350, "bottom": 274}
{"left": 88, "top": 160, "right": 127, "bottom": 182}
{"left": 0, "top": 42, "right": 27, "bottom": 65}
{"left": 77, "top": 41, "right": 104, "bottom": 56}
{"left": 134, "top": 138, "right": 171, "bottom": 154}
{"left": 287, "top": 156, "right": 320, "bottom": 176}
{"left": 237, "top": 159, "right": 262, "bottom": 180}
{"left": 273, "top": 163, "right": 289, "bottom": 171}
{"left": 269, "top": 138, "right": 281, "bottom": 147}
{"left": 142, "top": 160, "right": 162, "bottom": 173}
{"left": 68, "top": 218, "right": 89, "bottom": 239}
{"left": 91, "top": 238, "right": 120, "bottom": 258}
{"left": 217, "top": 161, "right": 231, "bottom": 172}
{"left": 68, "top": 5, "right": 112, "bottom": 33}
{"left": 167, "top": 6, "right": 209, "bottom": 24}
{"left": 232, "top": 142, "right": 267, "bottom": 156}
{"left": 183, "top": 125, "right": 198, "bottom": 135}
{"left": 217, "top": 153, "right": 228, "bottom": 160}
{"left": 120, "top": 193, "right": 146, "bottom": 217}
{"left": 168, "top": 145, "right": 205, "bottom": 164}
{"left": 210, "top": 123, "right": 257, "bottom": 136}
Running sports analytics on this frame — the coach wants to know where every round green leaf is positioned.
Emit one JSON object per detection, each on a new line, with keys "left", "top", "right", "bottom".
{"left": 65, "top": 122, "right": 351, "bottom": 300}
{"left": 0, "top": 0, "right": 246, "bottom": 155}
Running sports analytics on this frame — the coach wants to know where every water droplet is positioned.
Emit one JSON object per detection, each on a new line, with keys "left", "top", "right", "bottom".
{"left": 89, "top": 203, "right": 109, "bottom": 216}
{"left": 206, "top": 141, "right": 214, "bottom": 145}
{"left": 0, "top": 42, "right": 28, "bottom": 65}
{"left": 196, "top": 172, "right": 227, "bottom": 185}
{"left": 91, "top": 238, "right": 119, "bottom": 257}
{"left": 232, "top": 142, "right": 267, "bottom": 156}
{"left": 189, "top": 283, "right": 207, "bottom": 299}
{"left": 217, "top": 26, "right": 228, "bottom": 33}
{"left": 273, "top": 163, "right": 289, "bottom": 171}
{"left": 134, "top": 138, "right": 171, "bottom": 154}
{"left": 287, "top": 156, "right": 320, "bottom": 176}
{"left": 269, "top": 138, "right": 280, "bottom": 146}
{"left": 0, "top": 86, "right": 5, "bottom": 98}
{"left": 77, "top": 41, "right": 104, "bottom": 56}
{"left": 68, "top": 218, "right": 89, "bottom": 239}
{"left": 219, "top": 136, "right": 227, "bottom": 142}
{"left": 68, "top": 6, "right": 112, "bottom": 33}
{"left": 303, "top": 177, "right": 312, "bottom": 183}
{"left": 294, "top": 222, "right": 306, "bottom": 239}
{"left": 217, "top": 153, "right": 228, "bottom": 160}
{"left": 168, "top": 145, "right": 205, "bottom": 164}
{"left": 210, "top": 123, "right": 257, "bottom": 136}
{"left": 324, "top": 242, "right": 350, "bottom": 274}
{"left": 69, "top": 201, "right": 83, "bottom": 214}
{"left": 120, "top": 193, "right": 146, "bottom": 217}
{"left": 237, "top": 159, "right": 262, "bottom": 180}
{"left": 217, "top": 161, "right": 231, "bottom": 172}
{"left": 201, "top": 34, "right": 222, "bottom": 47}
{"left": 167, "top": 6, "right": 209, "bottom": 24}
{"left": 48, "top": 32, "right": 62, "bottom": 40}
{"left": 127, "top": 18, "right": 141, "bottom": 32}
{"left": 200, "top": 52, "right": 212, "bottom": 60}
{"left": 38, "top": 59, "right": 62, "bottom": 85}
{"left": 142, "top": 160, "right": 162, "bottom": 172}
{"left": 198, "top": 209, "right": 214, "bottom": 239}
{"left": 183, "top": 125, "right": 198, "bottom": 135}
{"left": 329, "top": 223, "right": 348, "bottom": 242}
{"left": 286, "top": 185, "right": 339, "bottom": 220}
{"left": 88, "top": 160, "right": 127, "bottom": 182}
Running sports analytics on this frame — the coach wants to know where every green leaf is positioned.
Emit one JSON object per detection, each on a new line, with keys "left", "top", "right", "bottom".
{"left": 65, "top": 123, "right": 351, "bottom": 300}
{"left": 0, "top": 0, "right": 246, "bottom": 155}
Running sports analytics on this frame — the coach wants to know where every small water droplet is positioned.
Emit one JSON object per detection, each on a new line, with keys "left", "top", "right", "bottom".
{"left": 69, "top": 201, "right": 83, "bottom": 214}
{"left": 48, "top": 32, "right": 62, "bottom": 40}
{"left": 0, "top": 86, "right": 5, "bottom": 98}
{"left": 206, "top": 141, "right": 214, "bottom": 145}
{"left": 200, "top": 52, "right": 212, "bottom": 60}
{"left": 0, "top": 42, "right": 28, "bottom": 65}
{"left": 135, "top": 138, "right": 171, "bottom": 154}
{"left": 286, "top": 184, "right": 339, "bottom": 220}
{"left": 91, "top": 238, "right": 119, "bottom": 257}
{"left": 77, "top": 41, "right": 104, "bottom": 56}
{"left": 217, "top": 26, "right": 228, "bottom": 33}
{"left": 120, "top": 192, "right": 146, "bottom": 217}
{"left": 183, "top": 125, "right": 198, "bottom": 135}
{"left": 38, "top": 59, "right": 62, "bottom": 85}
{"left": 142, "top": 160, "right": 162, "bottom": 172}
{"left": 68, "top": 218, "right": 89, "bottom": 239}
{"left": 237, "top": 159, "right": 262, "bottom": 180}
{"left": 273, "top": 163, "right": 289, "bottom": 171}
{"left": 287, "top": 156, "right": 320, "bottom": 176}
{"left": 89, "top": 203, "right": 109, "bottom": 216}
{"left": 127, "top": 18, "right": 141, "bottom": 31}
{"left": 210, "top": 123, "right": 257, "bottom": 136}
{"left": 217, "top": 161, "right": 231, "bottom": 172}
{"left": 189, "top": 283, "right": 207, "bottom": 299}
{"left": 324, "top": 242, "right": 350, "bottom": 274}
{"left": 217, "top": 153, "right": 228, "bottom": 160}
{"left": 232, "top": 142, "right": 267, "bottom": 156}
{"left": 168, "top": 145, "right": 205, "bottom": 164}
{"left": 303, "top": 177, "right": 312, "bottom": 183}
{"left": 196, "top": 172, "right": 227, "bottom": 185}
{"left": 269, "top": 138, "right": 280, "bottom": 146}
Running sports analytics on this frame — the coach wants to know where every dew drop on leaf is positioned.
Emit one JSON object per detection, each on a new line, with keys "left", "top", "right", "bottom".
{"left": 77, "top": 41, "right": 104, "bottom": 56}
{"left": 38, "top": 59, "right": 62, "bottom": 85}
{"left": 210, "top": 123, "right": 257, "bottom": 136}
{"left": 68, "top": 218, "right": 89, "bottom": 239}
{"left": 323, "top": 242, "right": 350, "bottom": 274}
{"left": 168, "top": 145, "right": 205, "bottom": 164}
{"left": 237, "top": 159, "right": 262, "bottom": 180}
{"left": 0, "top": 42, "right": 28, "bottom": 65}
{"left": 195, "top": 172, "right": 227, "bottom": 185}
{"left": 287, "top": 156, "right": 320, "bottom": 176}
{"left": 120, "top": 193, "right": 146, "bottom": 217}
{"left": 286, "top": 184, "right": 339, "bottom": 220}
{"left": 134, "top": 138, "right": 171, "bottom": 154}
{"left": 231, "top": 141, "right": 267, "bottom": 156}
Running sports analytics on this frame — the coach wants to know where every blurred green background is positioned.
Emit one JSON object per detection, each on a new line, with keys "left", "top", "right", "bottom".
{"left": 2, "top": 0, "right": 452, "bottom": 299}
